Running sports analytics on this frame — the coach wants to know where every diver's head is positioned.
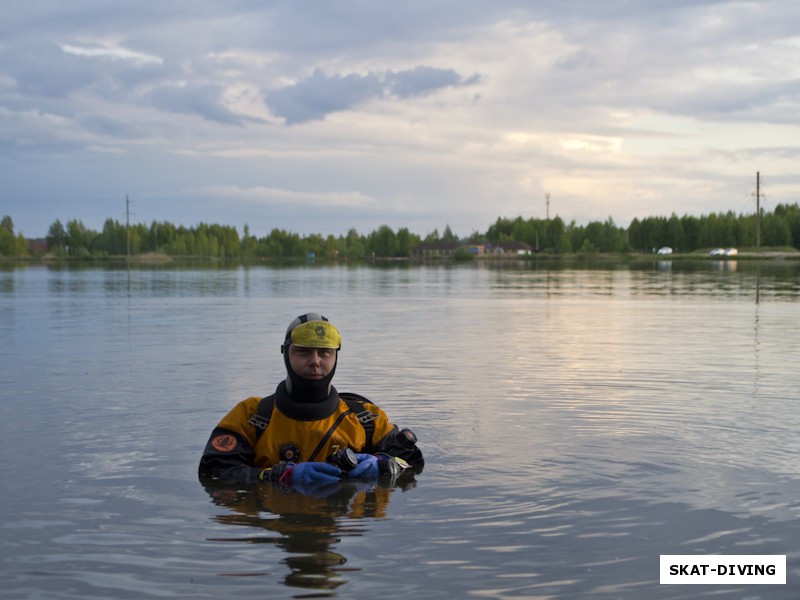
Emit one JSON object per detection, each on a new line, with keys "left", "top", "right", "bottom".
{"left": 281, "top": 313, "right": 341, "bottom": 401}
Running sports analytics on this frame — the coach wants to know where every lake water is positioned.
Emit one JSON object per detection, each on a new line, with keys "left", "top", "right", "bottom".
{"left": 1, "top": 259, "right": 799, "bottom": 599}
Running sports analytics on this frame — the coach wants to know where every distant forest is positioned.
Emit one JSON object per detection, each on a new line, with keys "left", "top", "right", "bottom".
{"left": 2, "top": 203, "right": 800, "bottom": 259}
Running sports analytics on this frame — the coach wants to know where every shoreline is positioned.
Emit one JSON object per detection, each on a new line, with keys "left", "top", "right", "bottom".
{"left": 3, "top": 248, "right": 799, "bottom": 265}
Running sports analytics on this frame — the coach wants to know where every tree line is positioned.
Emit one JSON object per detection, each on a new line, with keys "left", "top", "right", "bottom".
{"left": 2, "top": 203, "right": 799, "bottom": 259}
{"left": 486, "top": 203, "right": 800, "bottom": 254}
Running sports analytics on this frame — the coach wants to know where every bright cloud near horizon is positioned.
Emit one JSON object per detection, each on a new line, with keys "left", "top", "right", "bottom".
{"left": 2, "top": 1, "right": 800, "bottom": 239}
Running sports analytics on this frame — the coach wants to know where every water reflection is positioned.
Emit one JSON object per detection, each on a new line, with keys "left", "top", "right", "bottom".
{"left": 481, "top": 259, "right": 800, "bottom": 300}
{"left": 710, "top": 259, "right": 738, "bottom": 272}
{"left": 7, "top": 258, "right": 798, "bottom": 302}
{"left": 200, "top": 473, "right": 417, "bottom": 590}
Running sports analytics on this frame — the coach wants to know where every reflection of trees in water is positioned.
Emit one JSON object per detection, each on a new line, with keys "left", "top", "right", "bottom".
{"left": 201, "top": 474, "right": 417, "bottom": 590}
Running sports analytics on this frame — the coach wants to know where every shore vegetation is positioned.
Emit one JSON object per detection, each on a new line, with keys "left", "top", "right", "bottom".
{"left": 2, "top": 204, "right": 800, "bottom": 261}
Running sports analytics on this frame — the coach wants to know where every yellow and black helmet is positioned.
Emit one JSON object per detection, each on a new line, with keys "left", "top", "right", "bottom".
{"left": 281, "top": 312, "right": 342, "bottom": 353}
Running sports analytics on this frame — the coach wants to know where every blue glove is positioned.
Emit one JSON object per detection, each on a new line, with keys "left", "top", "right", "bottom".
{"left": 289, "top": 461, "right": 342, "bottom": 487}
{"left": 348, "top": 453, "right": 379, "bottom": 480}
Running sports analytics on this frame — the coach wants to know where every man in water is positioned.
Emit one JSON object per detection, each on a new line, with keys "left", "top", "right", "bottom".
{"left": 199, "top": 313, "right": 423, "bottom": 490}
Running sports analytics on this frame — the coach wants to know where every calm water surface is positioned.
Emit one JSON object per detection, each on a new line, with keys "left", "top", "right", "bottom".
{"left": 1, "top": 260, "right": 799, "bottom": 599}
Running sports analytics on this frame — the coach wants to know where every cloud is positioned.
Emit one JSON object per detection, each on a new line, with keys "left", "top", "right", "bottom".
{"left": 386, "top": 66, "right": 475, "bottom": 97}
{"left": 2, "top": 41, "right": 98, "bottom": 98}
{"left": 146, "top": 82, "right": 252, "bottom": 125}
{"left": 265, "top": 66, "right": 477, "bottom": 124}
{"left": 188, "top": 185, "right": 378, "bottom": 209}
{"left": 2, "top": 1, "right": 800, "bottom": 238}
{"left": 265, "top": 69, "right": 384, "bottom": 125}
{"left": 59, "top": 41, "right": 162, "bottom": 65}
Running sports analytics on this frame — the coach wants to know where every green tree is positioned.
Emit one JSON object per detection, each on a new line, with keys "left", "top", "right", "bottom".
{"left": 94, "top": 218, "right": 126, "bottom": 255}
{"left": 666, "top": 214, "right": 685, "bottom": 251}
{"left": 579, "top": 238, "right": 598, "bottom": 254}
{"left": 46, "top": 220, "right": 67, "bottom": 254}
{"left": 423, "top": 228, "right": 441, "bottom": 243}
{"left": 775, "top": 203, "right": 800, "bottom": 247}
{"left": 544, "top": 217, "right": 565, "bottom": 251}
{"left": 0, "top": 215, "right": 29, "bottom": 256}
{"left": 146, "top": 220, "right": 176, "bottom": 252}
{"left": 368, "top": 225, "right": 398, "bottom": 257}
{"left": 256, "top": 228, "right": 303, "bottom": 258}
{"left": 627, "top": 218, "right": 643, "bottom": 250}
{"left": 555, "top": 230, "right": 572, "bottom": 253}
{"left": 0, "top": 215, "right": 14, "bottom": 255}
{"left": 167, "top": 226, "right": 191, "bottom": 255}
{"left": 241, "top": 224, "right": 257, "bottom": 258}
{"left": 441, "top": 225, "right": 458, "bottom": 243}
{"left": 761, "top": 213, "right": 792, "bottom": 247}
{"left": 342, "top": 229, "right": 366, "bottom": 258}
{"left": 305, "top": 233, "right": 324, "bottom": 257}
{"left": 65, "top": 219, "right": 94, "bottom": 256}
{"left": 396, "top": 227, "right": 419, "bottom": 256}
{"left": 210, "top": 224, "right": 240, "bottom": 258}
{"left": 681, "top": 215, "right": 701, "bottom": 250}
{"left": 601, "top": 217, "right": 625, "bottom": 252}
{"left": 486, "top": 217, "right": 515, "bottom": 242}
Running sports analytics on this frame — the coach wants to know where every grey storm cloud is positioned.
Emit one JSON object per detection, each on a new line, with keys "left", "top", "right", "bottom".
{"left": 386, "top": 66, "right": 477, "bottom": 98}
{"left": 146, "top": 82, "right": 247, "bottom": 125}
{"left": 266, "top": 66, "right": 477, "bottom": 124}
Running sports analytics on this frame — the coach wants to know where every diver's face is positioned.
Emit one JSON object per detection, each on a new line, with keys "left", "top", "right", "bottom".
{"left": 287, "top": 345, "right": 336, "bottom": 380}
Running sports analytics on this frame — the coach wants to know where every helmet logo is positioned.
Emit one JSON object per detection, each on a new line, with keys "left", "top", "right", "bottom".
{"left": 315, "top": 325, "right": 326, "bottom": 339}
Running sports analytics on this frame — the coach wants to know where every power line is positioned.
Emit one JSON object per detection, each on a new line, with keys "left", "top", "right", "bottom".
{"left": 755, "top": 173, "right": 761, "bottom": 248}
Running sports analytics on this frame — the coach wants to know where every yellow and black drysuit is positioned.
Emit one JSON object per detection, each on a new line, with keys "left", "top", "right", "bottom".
{"left": 198, "top": 380, "right": 423, "bottom": 484}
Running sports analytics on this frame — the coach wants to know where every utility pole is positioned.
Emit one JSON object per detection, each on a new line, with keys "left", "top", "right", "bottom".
{"left": 126, "top": 194, "right": 131, "bottom": 259}
{"left": 755, "top": 172, "right": 761, "bottom": 248}
{"left": 545, "top": 192, "right": 550, "bottom": 221}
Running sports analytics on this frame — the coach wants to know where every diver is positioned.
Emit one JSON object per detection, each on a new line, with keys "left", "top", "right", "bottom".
{"left": 199, "top": 313, "right": 423, "bottom": 491}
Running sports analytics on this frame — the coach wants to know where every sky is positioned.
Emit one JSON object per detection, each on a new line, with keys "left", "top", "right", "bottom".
{"left": 2, "top": 0, "right": 800, "bottom": 239}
